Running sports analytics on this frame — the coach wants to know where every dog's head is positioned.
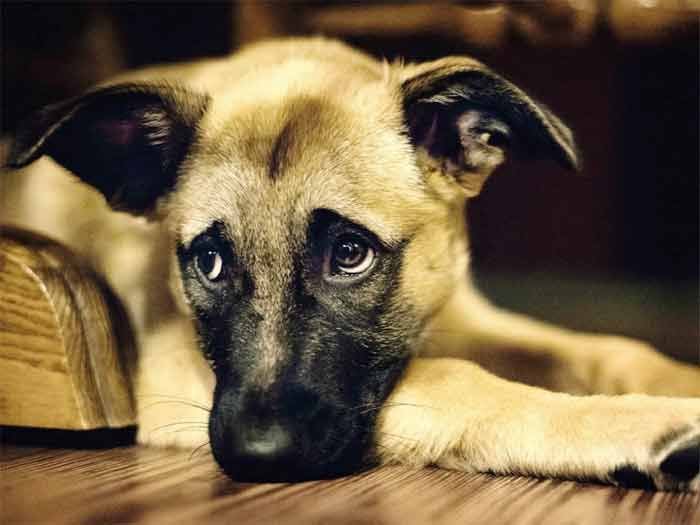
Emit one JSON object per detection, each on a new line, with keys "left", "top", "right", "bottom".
{"left": 8, "top": 46, "right": 577, "bottom": 481}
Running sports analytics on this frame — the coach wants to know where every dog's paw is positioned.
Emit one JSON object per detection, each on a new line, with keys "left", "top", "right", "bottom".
{"left": 611, "top": 423, "right": 700, "bottom": 492}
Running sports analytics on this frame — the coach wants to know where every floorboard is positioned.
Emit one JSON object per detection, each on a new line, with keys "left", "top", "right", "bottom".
{"left": 2, "top": 444, "right": 698, "bottom": 524}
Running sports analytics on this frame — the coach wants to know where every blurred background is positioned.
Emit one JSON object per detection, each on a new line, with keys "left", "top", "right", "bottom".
{"left": 1, "top": 1, "right": 698, "bottom": 362}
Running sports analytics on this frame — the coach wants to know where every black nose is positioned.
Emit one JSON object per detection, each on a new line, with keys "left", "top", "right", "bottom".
{"left": 235, "top": 423, "right": 293, "bottom": 468}
{"left": 210, "top": 385, "right": 369, "bottom": 482}
{"left": 212, "top": 420, "right": 297, "bottom": 482}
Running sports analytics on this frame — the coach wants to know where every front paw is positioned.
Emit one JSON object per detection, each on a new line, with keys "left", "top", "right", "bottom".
{"left": 611, "top": 422, "right": 699, "bottom": 492}
{"left": 135, "top": 395, "right": 210, "bottom": 450}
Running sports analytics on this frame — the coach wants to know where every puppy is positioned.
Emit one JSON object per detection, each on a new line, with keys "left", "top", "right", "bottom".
{"left": 3, "top": 38, "right": 699, "bottom": 490}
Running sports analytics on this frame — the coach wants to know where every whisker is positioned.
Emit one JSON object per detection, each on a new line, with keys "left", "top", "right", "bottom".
{"left": 358, "top": 402, "right": 437, "bottom": 415}
{"left": 376, "top": 431, "right": 420, "bottom": 443}
{"left": 141, "top": 400, "right": 211, "bottom": 413}
{"left": 137, "top": 394, "right": 211, "bottom": 412}
{"left": 189, "top": 441, "right": 211, "bottom": 461}
{"left": 346, "top": 401, "right": 382, "bottom": 410}
{"left": 348, "top": 400, "right": 426, "bottom": 411}
{"left": 148, "top": 420, "right": 211, "bottom": 436}
{"left": 165, "top": 426, "right": 208, "bottom": 434}
{"left": 372, "top": 442, "right": 392, "bottom": 451}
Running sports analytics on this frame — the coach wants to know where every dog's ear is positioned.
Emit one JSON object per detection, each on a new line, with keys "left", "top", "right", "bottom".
{"left": 400, "top": 58, "right": 579, "bottom": 197}
{"left": 7, "top": 83, "right": 209, "bottom": 215}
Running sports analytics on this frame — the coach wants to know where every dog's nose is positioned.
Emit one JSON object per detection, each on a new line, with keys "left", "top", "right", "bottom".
{"left": 235, "top": 423, "right": 293, "bottom": 465}
{"left": 210, "top": 384, "right": 362, "bottom": 482}
{"left": 214, "top": 420, "right": 300, "bottom": 483}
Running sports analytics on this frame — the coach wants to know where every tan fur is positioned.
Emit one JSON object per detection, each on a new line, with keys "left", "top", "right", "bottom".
{"left": 2, "top": 37, "right": 698, "bottom": 489}
{"left": 378, "top": 358, "right": 699, "bottom": 490}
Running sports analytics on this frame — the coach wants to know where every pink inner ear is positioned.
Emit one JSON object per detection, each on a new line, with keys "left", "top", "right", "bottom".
{"left": 95, "top": 119, "right": 140, "bottom": 146}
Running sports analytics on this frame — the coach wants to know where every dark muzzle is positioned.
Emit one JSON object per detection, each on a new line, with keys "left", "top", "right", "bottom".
{"left": 209, "top": 383, "right": 370, "bottom": 482}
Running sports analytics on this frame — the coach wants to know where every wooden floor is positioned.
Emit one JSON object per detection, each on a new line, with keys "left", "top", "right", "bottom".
{"left": 2, "top": 443, "right": 699, "bottom": 525}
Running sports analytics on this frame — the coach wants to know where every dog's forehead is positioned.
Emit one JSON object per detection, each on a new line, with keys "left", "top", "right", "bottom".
{"left": 172, "top": 90, "right": 433, "bottom": 247}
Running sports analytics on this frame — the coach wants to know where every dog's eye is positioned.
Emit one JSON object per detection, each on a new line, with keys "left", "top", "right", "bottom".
{"left": 326, "top": 234, "right": 375, "bottom": 276}
{"left": 196, "top": 250, "right": 224, "bottom": 281}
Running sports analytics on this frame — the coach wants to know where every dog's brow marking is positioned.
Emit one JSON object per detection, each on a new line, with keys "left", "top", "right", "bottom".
{"left": 268, "top": 121, "right": 293, "bottom": 180}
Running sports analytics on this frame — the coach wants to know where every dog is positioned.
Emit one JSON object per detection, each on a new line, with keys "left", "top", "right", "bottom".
{"left": 2, "top": 37, "right": 699, "bottom": 490}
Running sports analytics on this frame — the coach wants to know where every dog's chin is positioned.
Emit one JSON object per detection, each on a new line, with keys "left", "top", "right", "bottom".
{"left": 214, "top": 446, "right": 374, "bottom": 483}
{"left": 209, "top": 412, "right": 377, "bottom": 483}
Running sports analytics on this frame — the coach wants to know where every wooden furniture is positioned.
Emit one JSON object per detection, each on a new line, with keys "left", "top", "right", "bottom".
{"left": 0, "top": 226, "right": 136, "bottom": 430}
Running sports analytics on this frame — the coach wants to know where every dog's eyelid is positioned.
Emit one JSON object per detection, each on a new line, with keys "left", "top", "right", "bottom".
{"left": 181, "top": 220, "right": 232, "bottom": 250}
{"left": 311, "top": 208, "right": 399, "bottom": 252}
{"left": 335, "top": 222, "right": 391, "bottom": 253}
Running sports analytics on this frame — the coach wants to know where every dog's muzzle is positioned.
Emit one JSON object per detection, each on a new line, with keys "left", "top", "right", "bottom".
{"left": 209, "top": 383, "right": 369, "bottom": 482}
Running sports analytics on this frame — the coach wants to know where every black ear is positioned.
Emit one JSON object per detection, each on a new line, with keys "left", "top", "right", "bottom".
{"left": 7, "top": 83, "right": 210, "bottom": 214}
{"left": 400, "top": 57, "right": 580, "bottom": 197}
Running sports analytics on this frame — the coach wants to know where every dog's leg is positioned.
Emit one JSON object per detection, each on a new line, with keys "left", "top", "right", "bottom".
{"left": 422, "top": 285, "right": 700, "bottom": 396}
{"left": 135, "top": 318, "right": 214, "bottom": 449}
{"left": 377, "top": 358, "right": 700, "bottom": 491}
